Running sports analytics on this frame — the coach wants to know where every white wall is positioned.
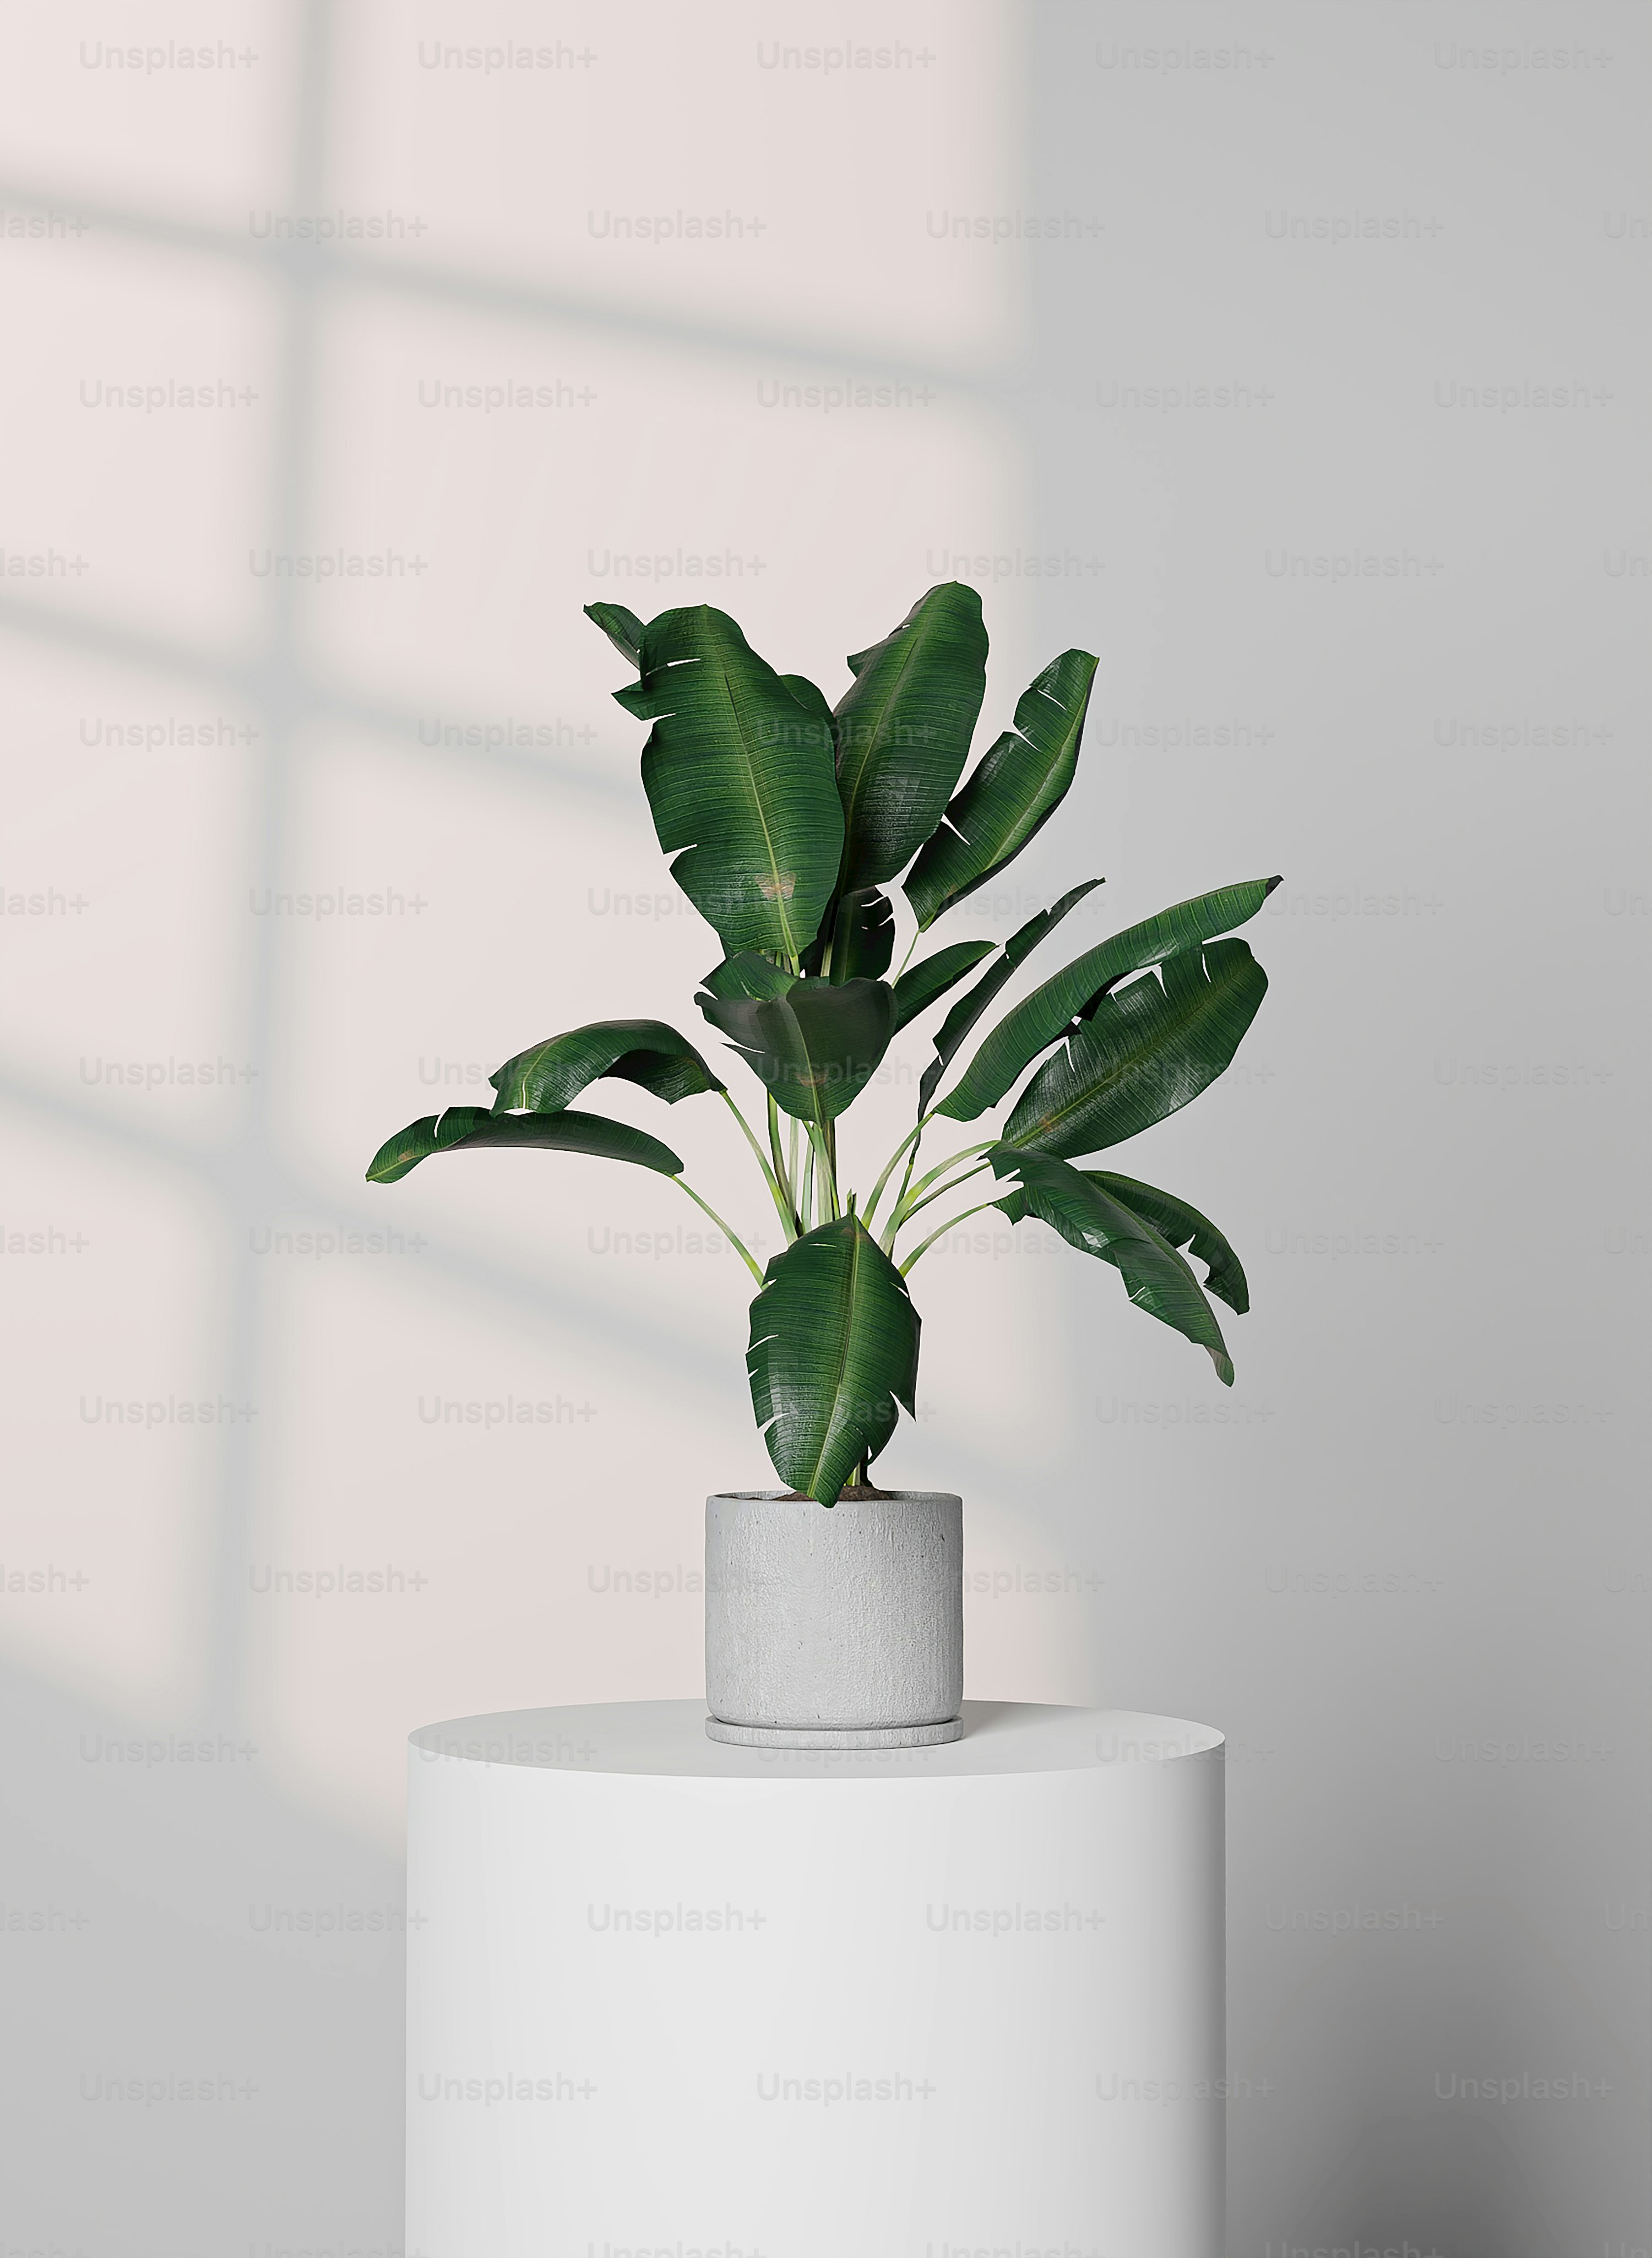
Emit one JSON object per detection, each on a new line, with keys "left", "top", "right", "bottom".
{"left": 0, "top": 3, "right": 1644, "bottom": 2253}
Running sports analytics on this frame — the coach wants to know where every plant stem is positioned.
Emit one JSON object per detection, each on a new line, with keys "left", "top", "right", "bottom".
{"left": 900, "top": 1136, "right": 997, "bottom": 1209}
{"left": 863, "top": 1116, "right": 931, "bottom": 1229}
{"left": 807, "top": 1122, "right": 840, "bottom": 1220}
{"left": 800, "top": 1137, "right": 814, "bottom": 1231}
{"left": 898, "top": 1158, "right": 990, "bottom": 1228}
{"left": 763, "top": 1092, "right": 801, "bottom": 1235}
{"left": 765, "top": 1091, "right": 787, "bottom": 1189}
{"left": 886, "top": 1139, "right": 998, "bottom": 1240}
{"left": 880, "top": 1127, "right": 927, "bottom": 1253}
{"left": 899, "top": 1195, "right": 1006, "bottom": 1275}
{"left": 721, "top": 1091, "right": 797, "bottom": 1240}
{"left": 672, "top": 1177, "right": 765, "bottom": 1285}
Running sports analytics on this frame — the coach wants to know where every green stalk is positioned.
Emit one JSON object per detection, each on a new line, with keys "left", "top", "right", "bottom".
{"left": 898, "top": 1159, "right": 991, "bottom": 1228}
{"left": 879, "top": 1125, "right": 928, "bottom": 1254}
{"left": 899, "top": 1195, "right": 1004, "bottom": 1275}
{"left": 863, "top": 1115, "right": 931, "bottom": 1231}
{"left": 721, "top": 1091, "right": 797, "bottom": 1240}
{"left": 807, "top": 1122, "right": 841, "bottom": 1220}
{"left": 672, "top": 1177, "right": 764, "bottom": 1285}
{"left": 885, "top": 1139, "right": 998, "bottom": 1242}
{"left": 764, "top": 1092, "right": 801, "bottom": 1235}
{"left": 900, "top": 1136, "right": 997, "bottom": 1211}
{"left": 766, "top": 1092, "right": 786, "bottom": 1189}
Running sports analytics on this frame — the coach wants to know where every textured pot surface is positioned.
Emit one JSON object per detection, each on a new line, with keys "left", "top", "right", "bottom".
{"left": 705, "top": 1490, "right": 963, "bottom": 1741}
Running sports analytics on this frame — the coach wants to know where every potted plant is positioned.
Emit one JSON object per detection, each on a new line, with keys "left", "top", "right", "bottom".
{"left": 369, "top": 584, "right": 1277, "bottom": 1746}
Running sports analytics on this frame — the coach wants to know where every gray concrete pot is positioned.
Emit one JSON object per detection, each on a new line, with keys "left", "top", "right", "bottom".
{"left": 704, "top": 1490, "right": 964, "bottom": 1748}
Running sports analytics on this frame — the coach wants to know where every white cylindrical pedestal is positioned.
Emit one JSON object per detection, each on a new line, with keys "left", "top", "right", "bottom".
{"left": 407, "top": 1700, "right": 1225, "bottom": 2258}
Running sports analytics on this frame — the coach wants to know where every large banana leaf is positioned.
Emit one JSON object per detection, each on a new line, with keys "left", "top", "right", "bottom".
{"left": 832, "top": 583, "right": 987, "bottom": 891}
{"left": 700, "top": 951, "right": 798, "bottom": 1002}
{"left": 918, "top": 878, "right": 1102, "bottom": 1115}
{"left": 1083, "top": 1173, "right": 1249, "bottom": 1313}
{"left": 987, "top": 1146, "right": 1234, "bottom": 1383}
{"left": 489, "top": 1020, "right": 723, "bottom": 1112}
{"left": 905, "top": 649, "right": 1098, "bottom": 930}
{"left": 698, "top": 977, "right": 895, "bottom": 1128}
{"left": 747, "top": 1215, "right": 921, "bottom": 1503}
{"left": 367, "top": 1106, "right": 682, "bottom": 1185}
{"left": 1002, "top": 940, "right": 1267, "bottom": 1158}
{"left": 999, "top": 1167, "right": 1250, "bottom": 1314}
{"left": 890, "top": 939, "right": 998, "bottom": 1033}
{"left": 938, "top": 875, "right": 1278, "bottom": 1120}
{"left": 613, "top": 606, "right": 844, "bottom": 960}
{"left": 584, "top": 601, "right": 645, "bottom": 668}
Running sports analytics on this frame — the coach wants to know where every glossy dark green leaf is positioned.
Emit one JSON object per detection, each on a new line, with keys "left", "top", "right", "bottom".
{"left": 832, "top": 583, "right": 988, "bottom": 891}
{"left": 988, "top": 1146, "right": 1234, "bottom": 1383}
{"left": 698, "top": 977, "right": 895, "bottom": 1128}
{"left": 1002, "top": 939, "right": 1267, "bottom": 1158}
{"left": 1082, "top": 1173, "right": 1249, "bottom": 1314}
{"left": 917, "top": 879, "right": 1103, "bottom": 1115}
{"left": 367, "top": 1106, "right": 682, "bottom": 1185}
{"left": 905, "top": 648, "right": 1098, "bottom": 930}
{"left": 584, "top": 601, "right": 646, "bottom": 668}
{"left": 939, "top": 876, "right": 1279, "bottom": 1120}
{"left": 488, "top": 1019, "right": 724, "bottom": 1113}
{"left": 613, "top": 606, "right": 843, "bottom": 960}
{"left": 890, "top": 939, "right": 998, "bottom": 1034}
{"left": 825, "top": 886, "right": 896, "bottom": 982}
{"left": 747, "top": 1215, "right": 921, "bottom": 1503}
{"left": 699, "top": 951, "right": 799, "bottom": 1002}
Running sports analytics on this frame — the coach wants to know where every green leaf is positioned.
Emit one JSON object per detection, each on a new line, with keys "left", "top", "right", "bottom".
{"left": 825, "top": 886, "right": 895, "bottom": 982}
{"left": 832, "top": 583, "right": 988, "bottom": 891}
{"left": 584, "top": 601, "right": 646, "bottom": 668}
{"left": 367, "top": 1106, "right": 683, "bottom": 1185}
{"left": 1002, "top": 939, "right": 1268, "bottom": 1158}
{"left": 613, "top": 606, "right": 844, "bottom": 959}
{"left": 890, "top": 939, "right": 998, "bottom": 1033}
{"left": 987, "top": 1146, "right": 1234, "bottom": 1383}
{"left": 1082, "top": 1173, "right": 1249, "bottom": 1314}
{"left": 488, "top": 1019, "right": 724, "bottom": 1112}
{"left": 938, "top": 875, "right": 1279, "bottom": 1120}
{"left": 699, "top": 951, "right": 799, "bottom": 1002}
{"left": 698, "top": 977, "right": 895, "bottom": 1128}
{"left": 747, "top": 1215, "right": 921, "bottom": 1503}
{"left": 905, "top": 648, "right": 1099, "bottom": 930}
{"left": 918, "top": 878, "right": 1102, "bottom": 1115}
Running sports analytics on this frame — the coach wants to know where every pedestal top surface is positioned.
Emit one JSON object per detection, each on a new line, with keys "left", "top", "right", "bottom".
{"left": 409, "top": 1699, "right": 1222, "bottom": 1781}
